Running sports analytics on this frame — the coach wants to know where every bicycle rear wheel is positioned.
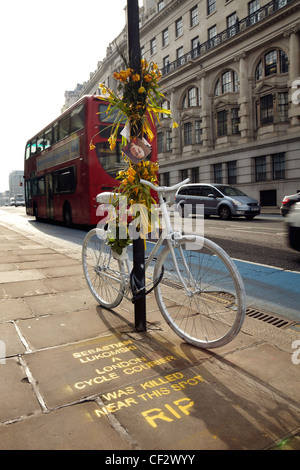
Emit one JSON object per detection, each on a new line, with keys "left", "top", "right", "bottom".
{"left": 154, "top": 236, "right": 246, "bottom": 349}
{"left": 82, "top": 228, "right": 125, "bottom": 308}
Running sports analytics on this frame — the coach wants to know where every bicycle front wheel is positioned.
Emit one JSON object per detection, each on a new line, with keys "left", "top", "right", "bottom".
{"left": 154, "top": 236, "right": 246, "bottom": 349}
{"left": 82, "top": 228, "right": 125, "bottom": 308}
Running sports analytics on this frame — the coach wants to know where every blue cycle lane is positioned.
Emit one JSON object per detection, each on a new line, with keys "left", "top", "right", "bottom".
{"left": 233, "top": 258, "right": 300, "bottom": 324}
{"left": 142, "top": 240, "right": 300, "bottom": 325}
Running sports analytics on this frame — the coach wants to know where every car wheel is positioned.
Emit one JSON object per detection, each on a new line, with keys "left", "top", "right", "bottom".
{"left": 63, "top": 203, "right": 72, "bottom": 227}
{"left": 218, "top": 205, "right": 231, "bottom": 220}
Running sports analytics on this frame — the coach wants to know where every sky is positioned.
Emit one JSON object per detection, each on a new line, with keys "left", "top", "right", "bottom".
{"left": 0, "top": 0, "right": 131, "bottom": 193}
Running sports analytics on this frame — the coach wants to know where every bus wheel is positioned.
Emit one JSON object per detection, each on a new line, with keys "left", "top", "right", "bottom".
{"left": 33, "top": 203, "right": 39, "bottom": 220}
{"left": 63, "top": 203, "right": 72, "bottom": 227}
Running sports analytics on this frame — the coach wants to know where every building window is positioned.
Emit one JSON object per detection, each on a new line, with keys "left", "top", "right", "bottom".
{"left": 255, "top": 156, "right": 266, "bottom": 182}
{"left": 227, "top": 12, "right": 238, "bottom": 37}
{"left": 184, "top": 122, "right": 193, "bottom": 145}
{"left": 181, "top": 169, "right": 188, "bottom": 180}
{"left": 273, "top": 153, "right": 285, "bottom": 180}
{"left": 162, "top": 172, "right": 170, "bottom": 186}
{"left": 255, "top": 49, "right": 289, "bottom": 81}
{"left": 166, "top": 130, "right": 172, "bottom": 152}
{"left": 160, "top": 99, "right": 170, "bottom": 119}
{"left": 190, "top": 6, "right": 198, "bottom": 27}
{"left": 278, "top": 92, "right": 288, "bottom": 122}
{"left": 163, "top": 56, "right": 170, "bottom": 74}
{"left": 188, "top": 87, "right": 197, "bottom": 107}
{"left": 162, "top": 28, "right": 169, "bottom": 47}
{"left": 217, "top": 110, "right": 228, "bottom": 136}
{"left": 150, "top": 38, "right": 157, "bottom": 55}
{"left": 208, "top": 25, "right": 217, "bottom": 48}
{"left": 177, "top": 46, "right": 184, "bottom": 65}
{"left": 182, "top": 87, "right": 200, "bottom": 109}
{"left": 191, "top": 167, "right": 199, "bottom": 183}
{"left": 248, "top": 0, "right": 260, "bottom": 25}
{"left": 195, "top": 120, "right": 202, "bottom": 144}
{"left": 227, "top": 161, "right": 237, "bottom": 184}
{"left": 231, "top": 108, "right": 240, "bottom": 134}
{"left": 207, "top": 0, "right": 216, "bottom": 15}
{"left": 191, "top": 36, "right": 199, "bottom": 56}
{"left": 175, "top": 18, "right": 183, "bottom": 37}
{"left": 214, "top": 163, "right": 222, "bottom": 183}
{"left": 158, "top": 0, "right": 164, "bottom": 11}
{"left": 265, "top": 50, "right": 278, "bottom": 76}
{"left": 260, "top": 94, "right": 274, "bottom": 125}
{"left": 157, "top": 132, "right": 163, "bottom": 153}
{"left": 215, "top": 70, "right": 239, "bottom": 96}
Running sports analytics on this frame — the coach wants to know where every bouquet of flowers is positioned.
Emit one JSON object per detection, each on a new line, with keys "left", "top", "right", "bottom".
{"left": 91, "top": 60, "right": 177, "bottom": 253}
{"left": 92, "top": 59, "right": 178, "bottom": 151}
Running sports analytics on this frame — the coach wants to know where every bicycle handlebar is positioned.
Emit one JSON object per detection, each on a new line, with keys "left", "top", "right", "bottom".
{"left": 140, "top": 178, "right": 190, "bottom": 193}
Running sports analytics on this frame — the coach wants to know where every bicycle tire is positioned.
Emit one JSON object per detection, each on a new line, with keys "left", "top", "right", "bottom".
{"left": 82, "top": 228, "right": 125, "bottom": 308}
{"left": 154, "top": 235, "right": 246, "bottom": 349}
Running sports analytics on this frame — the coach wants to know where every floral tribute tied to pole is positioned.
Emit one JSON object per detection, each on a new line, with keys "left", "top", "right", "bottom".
{"left": 90, "top": 59, "right": 178, "bottom": 255}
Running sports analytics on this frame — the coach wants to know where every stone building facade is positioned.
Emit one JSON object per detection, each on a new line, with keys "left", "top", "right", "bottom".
{"left": 64, "top": 0, "right": 300, "bottom": 207}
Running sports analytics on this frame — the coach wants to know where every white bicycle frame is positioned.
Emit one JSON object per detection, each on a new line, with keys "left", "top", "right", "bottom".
{"left": 112, "top": 177, "right": 198, "bottom": 298}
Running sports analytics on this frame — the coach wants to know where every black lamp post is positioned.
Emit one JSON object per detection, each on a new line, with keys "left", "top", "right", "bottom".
{"left": 127, "top": 0, "right": 146, "bottom": 332}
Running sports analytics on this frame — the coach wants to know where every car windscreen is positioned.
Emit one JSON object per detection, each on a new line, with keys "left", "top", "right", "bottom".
{"left": 216, "top": 186, "right": 248, "bottom": 197}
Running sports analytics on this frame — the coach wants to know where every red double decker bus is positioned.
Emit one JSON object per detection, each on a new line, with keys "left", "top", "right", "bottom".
{"left": 24, "top": 95, "right": 157, "bottom": 226}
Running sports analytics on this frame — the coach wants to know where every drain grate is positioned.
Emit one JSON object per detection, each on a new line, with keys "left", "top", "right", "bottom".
{"left": 246, "top": 307, "right": 298, "bottom": 330}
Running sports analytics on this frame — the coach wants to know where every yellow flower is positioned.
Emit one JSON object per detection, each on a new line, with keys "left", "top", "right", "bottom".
{"left": 132, "top": 73, "right": 140, "bottom": 82}
{"left": 138, "top": 86, "right": 146, "bottom": 94}
{"left": 144, "top": 74, "right": 152, "bottom": 82}
{"left": 172, "top": 121, "right": 179, "bottom": 128}
{"left": 90, "top": 143, "right": 95, "bottom": 150}
{"left": 108, "top": 135, "right": 116, "bottom": 150}
{"left": 127, "top": 174, "right": 135, "bottom": 183}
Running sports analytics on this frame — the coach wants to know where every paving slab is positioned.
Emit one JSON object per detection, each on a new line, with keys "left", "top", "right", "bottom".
{"left": 0, "top": 322, "right": 26, "bottom": 356}
{"left": 0, "top": 269, "right": 46, "bottom": 284}
{"left": 0, "top": 402, "right": 133, "bottom": 450}
{"left": 22, "top": 289, "right": 95, "bottom": 316}
{"left": 22, "top": 333, "right": 189, "bottom": 409}
{"left": 16, "top": 308, "right": 134, "bottom": 350}
{"left": 0, "top": 298, "right": 35, "bottom": 321}
{"left": 224, "top": 342, "right": 300, "bottom": 404}
{"left": 0, "top": 358, "right": 41, "bottom": 423}
{"left": 97, "top": 359, "right": 299, "bottom": 450}
{"left": 0, "top": 279, "right": 55, "bottom": 300}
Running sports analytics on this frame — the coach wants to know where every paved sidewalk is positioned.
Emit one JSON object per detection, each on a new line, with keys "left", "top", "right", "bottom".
{"left": 0, "top": 223, "right": 299, "bottom": 450}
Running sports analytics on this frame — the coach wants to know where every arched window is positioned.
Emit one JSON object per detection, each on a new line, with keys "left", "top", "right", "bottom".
{"left": 214, "top": 70, "right": 239, "bottom": 96}
{"left": 255, "top": 49, "right": 289, "bottom": 81}
{"left": 182, "top": 87, "right": 201, "bottom": 108}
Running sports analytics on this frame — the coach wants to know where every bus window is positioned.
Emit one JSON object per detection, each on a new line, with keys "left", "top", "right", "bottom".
{"left": 53, "top": 122, "right": 58, "bottom": 144}
{"left": 59, "top": 115, "right": 70, "bottom": 141}
{"left": 38, "top": 176, "right": 45, "bottom": 195}
{"left": 54, "top": 166, "right": 76, "bottom": 194}
{"left": 96, "top": 142, "right": 123, "bottom": 178}
{"left": 31, "top": 140, "right": 37, "bottom": 156}
{"left": 70, "top": 104, "right": 85, "bottom": 133}
{"left": 25, "top": 143, "right": 31, "bottom": 160}
{"left": 98, "top": 104, "right": 126, "bottom": 124}
{"left": 31, "top": 178, "right": 38, "bottom": 196}
{"left": 44, "top": 127, "right": 53, "bottom": 149}
{"left": 37, "top": 135, "right": 44, "bottom": 153}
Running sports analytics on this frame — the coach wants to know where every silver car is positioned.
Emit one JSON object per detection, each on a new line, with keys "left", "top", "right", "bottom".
{"left": 175, "top": 183, "right": 260, "bottom": 220}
